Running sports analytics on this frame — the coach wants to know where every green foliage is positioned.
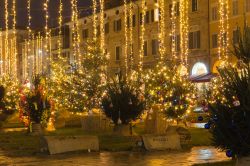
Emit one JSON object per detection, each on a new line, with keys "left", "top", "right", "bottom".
{"left": 0, "top": 75, "right": 20, "bottom": 113}
{"left": 101, "top": 74, "right": 146, "bottom": 125}
{"left": 48, "top": 40, "right": 107, "bottom": 113}
{"left": 144, "top": 61, "right": 194, "bottom": 121}
{"left": 20, "top": 75, "right": 51, "bottom": 125}
{"left": 209, "top": 26, "right": 250, "bottom": 158}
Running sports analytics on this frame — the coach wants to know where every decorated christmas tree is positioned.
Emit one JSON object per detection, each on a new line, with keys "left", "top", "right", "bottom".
{"left": 144, "top": 61, "right": 194, "bottom": 123}
{"left": 101, "top": 73, "right": 145, "bottom": 127}
{"left": 0, "top": 75, "right": 20, "bottom": 113}
{"left": 208, "top": 26, "right": 250, "bottom": 158}
{"left": 19, "top": 75, "right": 51, "bottom": 129}
{"left": 48, "top": 40, "right": 107, "bottom": 113}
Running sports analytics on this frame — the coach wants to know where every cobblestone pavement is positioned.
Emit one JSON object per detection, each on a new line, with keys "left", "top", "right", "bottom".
{"left": 0, "top": 146, "right": 229, "bottom": 166}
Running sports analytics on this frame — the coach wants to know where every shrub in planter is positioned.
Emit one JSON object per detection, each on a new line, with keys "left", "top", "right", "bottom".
{"left": 208, "top": 26, "right": 250, "bottom": 159}
{"left": 101, "top": 74, "right": 145, "bottom": 135}
{"left": 20, "top": 76, "right": 51, "bottom": 134}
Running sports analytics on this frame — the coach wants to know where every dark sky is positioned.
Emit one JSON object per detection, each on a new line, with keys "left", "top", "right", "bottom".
{"left": 0, "top": 0, "right": 92, "bottom": 30}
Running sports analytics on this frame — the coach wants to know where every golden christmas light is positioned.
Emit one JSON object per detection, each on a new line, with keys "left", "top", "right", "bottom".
{"left": 218, "top": 0, "right": 230, "bottom": 61}
{"left": 180, "top": 0, "right": 189, "bottom": 65}
{"left": 138, "top": 0, "right": 146, "bottom": 73}
{"left": 124, "top": 0, "right": 129, "bottom": 77}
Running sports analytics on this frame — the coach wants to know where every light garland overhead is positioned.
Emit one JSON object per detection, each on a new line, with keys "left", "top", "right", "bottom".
{"left": 12, "top": 0, "right": 17, "bottom": 77}
{"left": 5, "top": 0, "right": 9, "bottom": 74}
{"left": 71, "top": 0, "right": 81, "bottom": 66}
{"left": 218, "top": 0, "right": 229, "bottom": 61}
{"left": 180, "top": 0, "right": 189, "bottom": 65}
{"left": 170, "top": 0, "right": 177, "bottom": 60}
{"left": 158, "top": 0, "right": 166, "bottom": 61}
{"left": 138, "top": 0, "right": 146, "bottom": 73}
{"left": 0, "top": 31, "right": 2, "bottom": 75}
{"left": 129, "top": 1, "right": 134, "bottom": 74}
{"left": 100, "top": 0, "right": 105, "bottom": 54}
{"left": 58, "top": 0, "right": 63, "bottom": 58}
{"left": 92, "top": 0, "right": 98, "bottom": 42}
{"left": 124, "top": 0, "right": 128, "bottom": 77}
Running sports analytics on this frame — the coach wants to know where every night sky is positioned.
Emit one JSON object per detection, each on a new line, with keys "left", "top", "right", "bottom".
{"left": 0, "top": 0, "right": 92, "bottom": 30}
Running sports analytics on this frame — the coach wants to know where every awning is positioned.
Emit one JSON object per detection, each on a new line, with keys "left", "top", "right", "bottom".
{"left": 190, "top": 73, "right": 217, "bottom": 83}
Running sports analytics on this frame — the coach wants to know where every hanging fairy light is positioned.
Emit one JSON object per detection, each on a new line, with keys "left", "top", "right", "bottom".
{"left": 44, "top": 0, "right": 51, "bottom": 73}
{"left": 100, "top": 0, "right": 105, "bottom": 54}
{"left": 124, "top": 0, "right": 129, "bottom": 77}
{"left": 26, "top": 0, "right": 32, "bottom": 79}
{"left": 0, "top": 30, "right": 2, "bottom": 74}
{"left": 180, "top": 0, "right": 189, "bottom": 65}
{"left": 218, "top": 0, "right": 229, "bottom": 62}
{"left": 71, "top": 0, "right": 81, "bottom": 66}
{"left": 58, "top": 0, "right": 63, "bottom": 58}
{"left": 12, "top": 0, "right": 17, "bottom": 76}
{"left": 138, "top": 0, "right": 146, "bottom": 73}
{"left": 5, "top": 0, "right": 9, "bottom": 74}
{"left": 92, "top": 0, "right": 98, "bottom": 42}
{"left": 170, "top": 0, "right": 177, "bottom": 60}
{"left": 158, "top": 0, "right": 166, "bottom": 61}
{"left": 128, "top": 1, "right": 134, "bottom": 73}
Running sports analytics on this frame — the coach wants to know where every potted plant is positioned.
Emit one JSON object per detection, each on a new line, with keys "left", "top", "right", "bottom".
{"left": 20, "top": 76, "right": 51, "bottom": 135}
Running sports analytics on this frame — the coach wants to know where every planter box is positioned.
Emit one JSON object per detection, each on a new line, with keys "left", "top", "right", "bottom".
{"left": 44, "top": 136, "right": 99, "bottom": 155}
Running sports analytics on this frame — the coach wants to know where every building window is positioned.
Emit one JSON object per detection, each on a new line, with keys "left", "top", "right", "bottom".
{"left": 105, "top": 23, "right": 109, "bottom": 34}
{"left": 145, "top": 11, "right": 150, "bottom": 24}
{"left": 97, "top": 25, "right": 100, "bottom": 36}
{"left": 127, "top": 15, "right": 136, "bottom": 27}
{"left": 176, "top": 35, "right": 180, "bottom": 51}
{"left": 82, "top": 29, "right": 88, "bottom": 39}
{"left": 151, "top": 10, "right": 155, "bottom": 22}
{"left": 189, "top": 31, "right": 200, "bottom": 49}
{"left": 176, "top": 2, "right": 180, "bottom": 16}
{"left": 152, "top": 39, "right": 159, "bottom": 55}
{"left": 115, "top": 46, "right": 121, "bottom": 60}
{"left": 212, "top": 6, "right": 218, "bottom": 21}
{"left": 140, "top": 13, "right": 143, "bottom": 25}
{"left": 151, "top": 8, "right": 159, "bottom": 22}
{"left": 132, "top": 15, "right": 136, "bottom": 27}
{"left": 233, "top": 29, "right": 240, "bottom": 44}
{"left": 246, "top": 0, "right": 250, "bottom": 12}
{"left": 114, "top": 19, "right": 122, "bottom": 32}
{"left": 212, "top": 34, "right": 218, "bottom": 48}
{"left": 192, "top": 0, "right": 198, "bottom": 12}
{"left": 143, "top": 41, "right": 148, "bottom": 56}
{"left": 233, "top": 0, "right": 238, "bottom": 15}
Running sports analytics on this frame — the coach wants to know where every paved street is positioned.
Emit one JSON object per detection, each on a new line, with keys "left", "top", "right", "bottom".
{"left": 0, "top": 146, "right": 229, "bottom": 166}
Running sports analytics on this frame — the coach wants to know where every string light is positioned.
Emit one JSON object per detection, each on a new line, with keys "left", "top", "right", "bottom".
{"left": 58, "top": 0, "right": 63, "bottom": 59}
{"left": 124, "top": 0, "right": 128, "bottom": 78}
{"left": 158, "top": 0, "right": 166, "bottom": 61}
{"left": 218, "top": 0, "right": 229, "bottom": 62}
{"left": 71, "top": 0, "right": 81, "bottom": 66}
{"left": 138, "top": 0, "right": 146, "bottom": 73}
{"left": 92, "top": 0, "right": 98, "bottom": 42}
{"left": 12, "top": 0, "right": 17, "bottom": 77}
{"left": 26, "top": 0, "right": 31, "bottom": 79}
{"left": 100, "top": 0, "right": 105, "bottom": 54}
{"left": 170, "top": 0, "right": 177, "bottom": 60}
{"left": 128, "top": 1, "right": 134, "bottom": 74}
{"left": 180, "top": 0, "right": 189, "bottom": 65}
{"left": 0, "top": 30, "right": 2, "bottom": 74}
{"left": 5, "top": 0, "right": 9, "bottom": 74}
